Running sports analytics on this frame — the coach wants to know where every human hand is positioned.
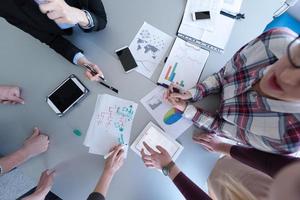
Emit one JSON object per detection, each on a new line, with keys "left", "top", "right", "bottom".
{"left": 39, "top": 0, "right": 89, "bottom": 27}
{"left": 77, "top": 56, "right": 104, "bottom": 81}
{"left": 163, "top": 84, "right": 192, "bottom": 101}
{"left": 34, "top": 169, "right": 55, "bottom": 199}
{"left": 193, "top": 133, "right": 232, "bottom": 155}
{"left": 141, "top": 142, "right": 172, "bottom": 170}
{"left": 22, "top": 128, "right": 50, "bottom": 159}
{"left": 165, "top": 96, "right": 187, "bottom": 112}
{"left": 103, "top": 145, "right": 125, "bottom": 176}
{"left": 0, "top": 86, "right": 24, "bottom": 104}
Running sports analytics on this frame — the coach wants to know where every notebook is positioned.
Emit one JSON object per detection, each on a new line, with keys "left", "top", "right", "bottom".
{"left": 178, "top": 0, "right": 243, "bottom": 53}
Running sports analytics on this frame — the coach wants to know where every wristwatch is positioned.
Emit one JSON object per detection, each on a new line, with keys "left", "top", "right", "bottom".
{"left": 81, "top": 10, "right": 94, "bottom": 29}
{"left": 0, "top": 165, "right": 3, "bottom": 175}
{"left": 162, "top": 161, "right": 175, "bottom": 176}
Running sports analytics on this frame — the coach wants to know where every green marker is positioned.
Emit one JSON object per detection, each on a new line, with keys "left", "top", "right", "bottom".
{"left": 73, "top": 129, "right": 82, "bottom": 137}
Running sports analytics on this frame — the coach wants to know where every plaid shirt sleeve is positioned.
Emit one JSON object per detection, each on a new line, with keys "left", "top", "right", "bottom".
{"left": 183, "top": 66, "right": 225, "bottom": 124}
{"left": 183, "top": 106, "right": 216, "bottom": 129}
{"left": 183, "top": 106, "right": 243, "bottom": 141}
{"left": 183, "top": 106, "right": 227, "bottom": 132}
{"left": 188, "top": 67, "right": 225, "bottom": 102}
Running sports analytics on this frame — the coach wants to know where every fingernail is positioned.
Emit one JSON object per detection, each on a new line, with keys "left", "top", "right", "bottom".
{"left": 21, "top": 101, "right": 25, "bottom": 104}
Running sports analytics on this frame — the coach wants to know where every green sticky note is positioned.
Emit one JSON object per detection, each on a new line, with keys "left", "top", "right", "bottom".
{"left": 73, "top": 129, "right": 82, "bottom": 137}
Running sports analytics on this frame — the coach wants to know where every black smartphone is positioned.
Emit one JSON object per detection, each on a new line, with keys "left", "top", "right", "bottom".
{"left": 46, "top": 74, "right": 89, "bottom": 117}
{"left": 115, "top": 46, "right": 138, "bottom": 73}
{"left": 192, "top": 11, "right": 211, "bottom": 21}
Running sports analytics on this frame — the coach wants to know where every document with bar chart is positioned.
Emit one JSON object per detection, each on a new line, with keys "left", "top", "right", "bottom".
{"left": 158, "top": 37, "right": 209, "bottom": 90}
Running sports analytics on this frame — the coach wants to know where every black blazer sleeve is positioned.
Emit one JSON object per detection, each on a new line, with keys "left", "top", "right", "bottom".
{"left": 21, "top": 23, "right": 84, "bottom": 63}
{"left": 87, "top": 192, "right": 105, "bottom": 200}
{"left": 79, "top": 0, "right": 107, "bottom": 32}
{"left": 6, "top": 16, "right": 83, "bottom": 63}
{"left": 48, "top": 34, "right": 83, "bottom": 63}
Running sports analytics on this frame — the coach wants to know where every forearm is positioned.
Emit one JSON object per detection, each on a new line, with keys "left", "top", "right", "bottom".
{"left": 4, "top": 16, "right": 83, "bottom": 64}
{"left": 171, "top": 165, "right": 212, "bottom": 200}
{"left": 21, "top": 192, "right": 45, "bottom": 200}
{"left": 168, "top": 164, "right": 181, "bottom": 180}
{"left": 183, "top": 105, "right": 216, "bottom": 130}
{"left": 230, "top": 145, "right": 299, "bottom": 178}
{"left": 189, "top": 71, "right": 223, "bottom": 102}
{"left": 49, "top": 35, "right": 83, "bottom": 63}
{"left": 0, "top": 148, "right": 28, "bottom": 174}
{"left": 93, "top": 170, "right": 114, "bottom": 197}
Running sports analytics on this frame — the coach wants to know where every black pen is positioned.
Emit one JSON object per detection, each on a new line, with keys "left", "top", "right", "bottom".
{"left": 83, "top": 64, "right": 118, "bottom": 94}
{"left": 83, "top": 64, "right": 106, "bottom": 82}
{"left": 98, "top": 81, "right": 119, "bottom": 94}
{"left": 157, "top": 82, "right": 180, "bottom": 93}
{"left": 220, "top": 10, "right": 245, "bottom": 20}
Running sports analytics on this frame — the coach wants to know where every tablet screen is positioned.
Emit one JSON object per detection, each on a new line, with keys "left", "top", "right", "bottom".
{"left": 49, "top": 79, "right": 84, "bottom": 113}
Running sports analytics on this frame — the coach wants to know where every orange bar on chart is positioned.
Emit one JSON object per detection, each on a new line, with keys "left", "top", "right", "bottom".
{"left": 165, "top": 65, "right": 172, "bottom": 80}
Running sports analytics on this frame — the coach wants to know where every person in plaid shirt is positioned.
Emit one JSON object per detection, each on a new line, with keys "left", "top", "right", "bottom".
{"left": 164, "top": 28, "right": 300, "bottom": 154}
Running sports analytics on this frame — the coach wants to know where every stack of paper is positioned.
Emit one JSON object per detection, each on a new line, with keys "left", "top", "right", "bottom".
{"left": 131, "top": 122, "right": 184, "bottom": 161}
{"left": 84, "top": 94, "right": 138, "bottom": 157}
{"left": 129, "top": 22, "right": 174, "bottom": 79}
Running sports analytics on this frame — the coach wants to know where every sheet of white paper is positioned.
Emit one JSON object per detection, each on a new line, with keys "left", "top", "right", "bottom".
{"left": 158, "top": 37, "right": 209, "bottom": 90}
{"left": 178, "top": 0, "right": 243, "bottom": 52}
{"left": 84, "top": 94, "right": 138, "bottom": 157}
{"left": 129, "top": 22, "right": 173, "bottom": 79}
{"left": 201, "top": 12, "right": 235, "bottom": 51}
{"left": 141, "top": 86, "right": 193, "bottom": 138}
{"left": 181, "top": 0, "right": 223, "bottom": 31}
{"left": 136, "top": 127, "right": 178, "bottom": 156}
{"left": 222, "top": 0, "right": 243, "bottom": 12}
{"left": 131, "top": 122, "right": 184, "bottom": 161}
{"left": 201, "top": 0, "right": 243, "bottom": 50}
{"left": 84, "top": 95, "right": 103, "bottom": 147}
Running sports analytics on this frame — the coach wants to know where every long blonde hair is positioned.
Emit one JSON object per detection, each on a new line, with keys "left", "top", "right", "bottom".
{"left": 217, "top": 174, "right": 257, "bottom": 200}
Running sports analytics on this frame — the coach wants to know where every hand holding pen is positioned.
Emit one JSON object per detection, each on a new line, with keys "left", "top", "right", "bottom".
{"left": 163, "top": 84, "right": 192, "bottom": 101}
{"left": 77, "top": 56, "right": 105, "bottom": 82}
{"left": 163, "top": 83, "right": 192, "bottom": 112}
{"left": 83, "top": 64, "right": 106, "bottom": 82}
{"left": 83, "top": 64, "right": 119, "bottom": 94}
{"left": 104, "top": 144, "right": 127, "bottom": 159}
{"left": 103, "top": 145, "right": 125, "bottom": 175}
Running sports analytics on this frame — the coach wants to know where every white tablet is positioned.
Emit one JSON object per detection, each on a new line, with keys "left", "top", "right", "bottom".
{"left": 46, "top": 74, "right": 89, "bottom": 117}
{"left": 131, "top": 122, "right": 184, "bottom": 161}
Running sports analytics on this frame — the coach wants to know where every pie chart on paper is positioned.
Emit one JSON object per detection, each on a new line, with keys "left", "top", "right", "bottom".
{"left": 163, "top": 108, "right": 183, "bottom": 125}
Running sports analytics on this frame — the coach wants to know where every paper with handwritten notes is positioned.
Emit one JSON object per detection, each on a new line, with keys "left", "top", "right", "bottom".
{"left": 84, "top": 94, "right": 138, "bottom": 157}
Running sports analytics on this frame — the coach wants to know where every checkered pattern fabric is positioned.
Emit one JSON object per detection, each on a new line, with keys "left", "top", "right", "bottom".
{"left": 184, "top": 28, "right": 300, "bottom": 154}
